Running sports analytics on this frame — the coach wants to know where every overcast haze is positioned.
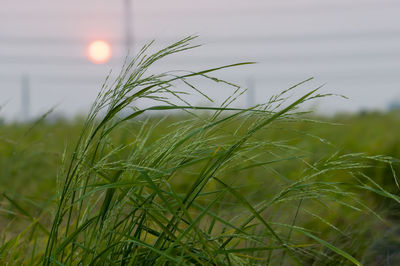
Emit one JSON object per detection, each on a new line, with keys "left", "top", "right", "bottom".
{"left": 1, "top": 0, "right": 400, "bottom": 120}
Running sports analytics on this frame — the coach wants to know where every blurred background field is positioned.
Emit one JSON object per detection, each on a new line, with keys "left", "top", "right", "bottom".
{"left": 2, "top": 111, "right": 400, "bottom": 197}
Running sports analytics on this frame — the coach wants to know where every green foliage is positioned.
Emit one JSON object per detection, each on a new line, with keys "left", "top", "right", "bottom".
{"left": 1, "top": 36, "right": 400, "bottom": 265}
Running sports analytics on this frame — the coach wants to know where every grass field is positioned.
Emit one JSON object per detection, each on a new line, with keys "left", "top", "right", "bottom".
{"left": 1, "top": 37, "right": 400, "bottom": 265}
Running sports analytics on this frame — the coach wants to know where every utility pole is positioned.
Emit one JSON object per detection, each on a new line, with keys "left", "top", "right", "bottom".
{"left": 21, "top": 74, "right": 30, "bottom": 122}
{"left": 124, "top": 0, "right": 133, "bottom": 56}
{"left": 246, "top": 77, "right": 255, "bottom": 108}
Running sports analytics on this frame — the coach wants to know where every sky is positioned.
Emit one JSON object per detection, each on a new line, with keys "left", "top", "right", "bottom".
{"left": 1, "top": 0, "right": 400, "bottom": 120}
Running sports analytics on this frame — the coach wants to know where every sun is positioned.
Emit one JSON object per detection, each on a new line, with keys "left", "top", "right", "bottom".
{"left": 88, "top": 40, "right": 111, "bottom": 64}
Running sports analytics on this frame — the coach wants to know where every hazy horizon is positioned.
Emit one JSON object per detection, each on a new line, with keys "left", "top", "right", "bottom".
{"left": 1, "top": 0, "right": 400, "bottom": 121}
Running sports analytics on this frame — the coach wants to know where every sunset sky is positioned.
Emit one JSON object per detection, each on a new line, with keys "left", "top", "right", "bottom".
{"left": 1, "top": 0, "right": 400, "bottom": 120}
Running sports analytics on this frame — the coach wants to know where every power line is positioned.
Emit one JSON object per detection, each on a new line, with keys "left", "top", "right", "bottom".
{"left": 1, "top": 30, "right": 400, "bottom": 46}
{"left": 0, "top": 50, "right": 399, "bottom": 65}
{"left": 1, "top": 68, "right": 400, "bottom": 86}
{"left": 0, "top": 1, "right": 399, "bottom": 20}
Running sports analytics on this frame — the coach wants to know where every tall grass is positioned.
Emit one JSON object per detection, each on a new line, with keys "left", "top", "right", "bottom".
{"left": 1, "top": 36, "right": 399, "bottom": 265}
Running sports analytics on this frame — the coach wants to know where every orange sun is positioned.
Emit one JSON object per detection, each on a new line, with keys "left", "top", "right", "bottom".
{"left": 88, "top": 40, "right": 111, "bottom": 64}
